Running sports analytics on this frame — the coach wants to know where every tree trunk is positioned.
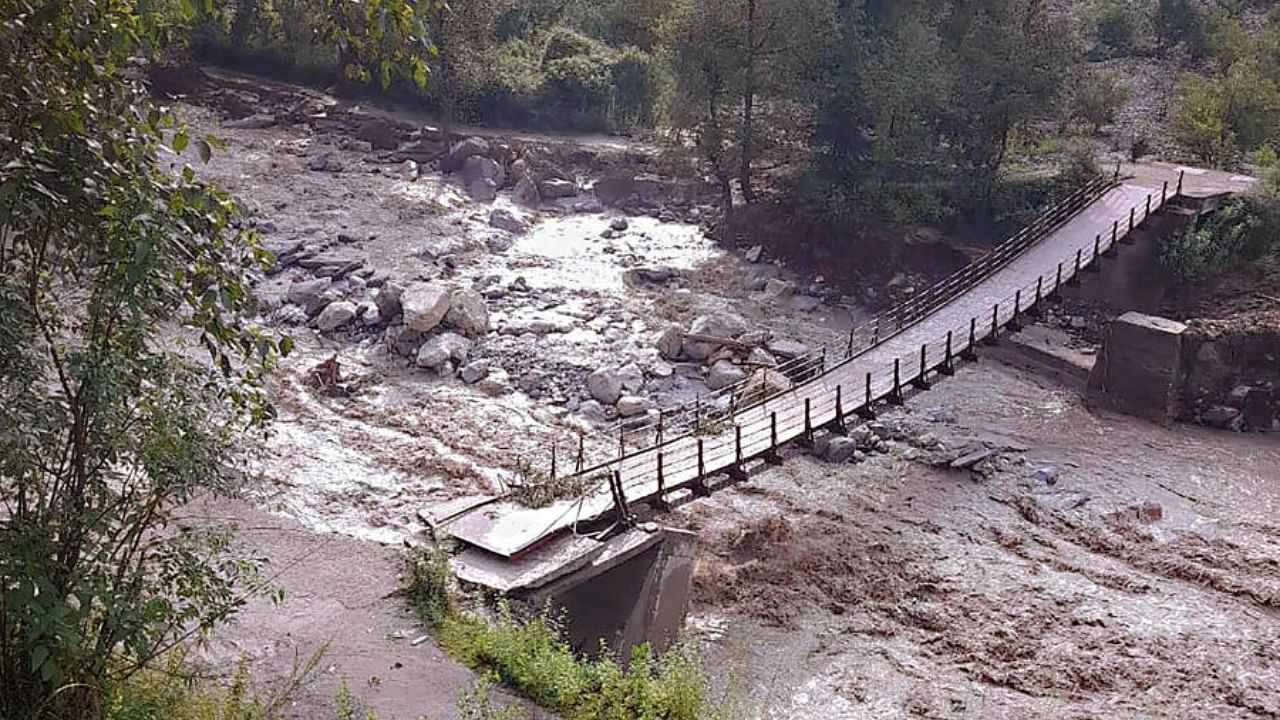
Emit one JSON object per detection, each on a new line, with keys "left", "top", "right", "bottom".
{"left": 739, "top": 0, "right": 758, "bottom": 204}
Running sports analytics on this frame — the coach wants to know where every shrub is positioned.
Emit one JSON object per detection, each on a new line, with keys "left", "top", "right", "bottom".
{"left": 609, "top": 46, "right": 659, "bottom": 129}
{"left": 1090, "top": 0, "right": 1150, "bottom": 56}
{"left": 405, "top": 545, "right": 456, "bottom": 630}
{"left": 1155, "top": 0, "right": 1199, "bottom": 50}
{"left": 543, "top": 26, "right": 609, "bottom": 65}
{"left": 1162, "top": 169, "right": 1280, "bottom": 279}
{"left": 1171, "top": 75, "right": 1235, "bottom": 164}
{"left": 1073, "top": 69, "right": 1133, "bottom": 132}
{"left": 1189, "top": 6, "right": 1249, "bottom": 67}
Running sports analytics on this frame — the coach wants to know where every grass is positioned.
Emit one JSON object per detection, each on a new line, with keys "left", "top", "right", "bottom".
{"left": 106, "top": 647, "right": 327, "bottom": 720}
{"left": 403, "top": 548, "right": 748, "bottom": 720}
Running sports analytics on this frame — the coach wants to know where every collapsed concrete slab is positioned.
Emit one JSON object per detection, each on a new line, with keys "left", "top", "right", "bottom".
{"left": 1086, "top": 311, "right": 1188, "bottom": 424}
{"left": 451, "top": 525, "right": 696, "bottom": 658}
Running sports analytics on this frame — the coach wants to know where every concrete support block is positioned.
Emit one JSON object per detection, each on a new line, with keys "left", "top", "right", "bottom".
{"left": 1086, "top": 311, "right": 1187, "bottom": 424}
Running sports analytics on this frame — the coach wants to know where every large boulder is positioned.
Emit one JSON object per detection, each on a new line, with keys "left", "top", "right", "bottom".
{"left": 538, "top": 178, "right": 578, "bottom": 199}
{"left": 685, "top": 312, "right": 748, "bottom": 361}
{"left": 461, "top": 155, "right": 506, "bottom": 188}
{"left": 657, "top": 325, "right": 684, "bottom": 360}
{"left": 767, "top": 338, "right": 811, "bottom": 359}
{"left": 385, "top": 325, "right": 427, "bottom": 357}
{"left": 489, "top": 208, "right": 529, "bottom": 234}
{"left": 469, "top": 179, "right": 498, "bottom": 202}
{"left": 744, "top": 264, "right": 782, "bottom": 291}
{"left": 373, "top": 282, "right": 404, "bottom": 320}
{"left": 441, "top": 136, "right": 491, "bottom": 173}
{"left": 513, "top": 177, "right": 541, "bottom": 207}
{"left": 416, "top": 332, "right": 472, "bottom": 373}
{"left": 617, "top": 395, "right": 656, "bottom": 418}
{"left": 738, "top": 368, "right": 794, "bottom": 405}
{"left": 356, "top": 118, "right": 401, "bottom": 150}
{"left": 707, "top": 360, "right": 748, "bottom": 391}
{"left": 401, "top": 282, "right": 452, "bottom": 333}
{"left": 286, "top": 277, "right": 334, "bottom": 316}
{"left": 444, "top": 289, "right": 490, "bottom": 337}
{"left": 587, "top": 364, "right": 642, "bottom": 405}
{"left": 315, "top": 300, "right": 358, "bottom": 331}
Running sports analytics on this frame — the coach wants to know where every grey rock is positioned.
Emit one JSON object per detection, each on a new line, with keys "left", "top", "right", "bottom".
{"left": 460, "top": 360, "right": 491, "bottom": 384}
{"left": 401, "top": 283, "right": 452, "bottom": 333}
{"left": 790, "top": 295, "right": 822, "bottom": 312}
{"left": 485, "top": 234, "right": 514, "bottom": 253}
{"left": 307, "top": 153, "right": 343, "bottom": 172}
{"left": 477, "top": 368, "right": 510, "bottom": 397}
{"left": 461, "top": 155, "right": 505, "bottom": 188}
{"left": 744, "top": 245, "right": 763, "bottom": 263}
{"left": 468, "top": 179, "right": 498, "bottom": 202}
{"left": 357, "top": 300, "right": 382, "bottom": 327}
{"left": 513, "top": 176, "right": 541, "bottom": 207}
{"left": 610, "top": 217, "right": 630, "bottom": 232}
{"left": 744, "top": 264, "right": 781, "bottom": 291}
{"left": 385, "top": 325, "right": 427, "bottom": 357}
{"left": 356, "top": 119, "right": 401, "bottom": 150}
{"left": 587, "top": 368, "right": 624, "bottom": 405}
{"left": 747, "top": 348, "right": 777, "bottom": 366}
{"left": 539, "top": 178, "right": 578, "bottom": 199}
{"left": 416, "top": 332, "right": 472, "bottom": 372}
{"left": 444, "top": 289, "right": 490, "bottom": 337}
{"left": 762, "top": 278, "right": 796, "bottom": 300}
{"left": 224, "top": 114, "right": 277, "bottom": 130}
{"left": 767, "top": 338, "right": 811, "bottom": 359}
{"left": 657, "top": 326, "right": 684, "bottom": 360}
{"left": 823, "top": 437, "right": 860, "bottom": 464}
{"left": 617, "top": 395, "right": 656, "bottom": 418}
{"left": 286, "top": 277, "right": 334, "bottom": 316}
{"left": 1202, "top": 405, "right": 1241, "bottom": 427}
{"left": 489, "top": 209, "right": 529, "bottom": 234}
{"left": 441, "top": 137, "right": 490, "bottom": 173}
{"left": 1030, "top": 466, "right": 1058, "bottom": 485}
{"left": 707, "top": 360, "right": 748, "bottom": 391}
{"left": 315, "top": 300, "right": 358, "bottom": 331}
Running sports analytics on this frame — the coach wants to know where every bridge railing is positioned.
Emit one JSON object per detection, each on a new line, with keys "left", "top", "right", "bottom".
{"left": 595, "top": 180, "right": 1173, "bottom": 507}
{"left": 550, "top": 173, "right": 1121, "bottom": 476}
{"left": 532, "top": 174, "right": 1174, "bottom": 511}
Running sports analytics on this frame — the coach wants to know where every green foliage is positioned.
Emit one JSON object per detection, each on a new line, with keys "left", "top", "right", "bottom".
{"left": 610, "top": 46, "right": 660, "bottom": 129}
{"left": 106, "top": 648, "right": 325, "bottom": 720}
{"left": 1072, "top": 68, "right": 1133, "bottom": 133}
{"left": 1089, "top": 0, "right": 1151, "bottom": 57}
{"left": 456, "top": 680, "right": 527, "bottom": 720}
{"left": 1252, "top": 144, "right": 1279, "bottom": 169}
{"left": 1162, "top": 170, "right": 1280, "bottom": 280}
{"left": 1172, "top": 74, "right": 1237, "bottom": 164}
{"left": 1172, "top": 63, "right": 1280, "bottom": 163}
{"left": 1188, "top": 6, "right": 1249, "bottom": 66}
{"left": 1155, "top": 0, "right": 1198, "bottom": 51}
{"left": 406, "top": 563, "right": 744, "bottom": 720}
{"left": 0, "top": 2, "right": 289, "bottom": 717}
{"left": 404, "top": 545, "right": 457, "bottom": 630}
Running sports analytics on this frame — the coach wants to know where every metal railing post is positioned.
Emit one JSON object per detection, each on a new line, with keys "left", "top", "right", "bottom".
{"left": 1010, "top": 289, "right": 1023, "bottom": 331}
{"left": 656, "top": 452, "right": 666, "bottom": 507}
{"left": 1177, "top": 170, "right": 1184, "bottom": 195}
{"left": 803, "top": 398, "right": 813, "bottom": 444}
{"left": 1071, "top": 249, "right": 1083, "bottom": 285}
{"left": 890, "top": 359, "right": 904, "bottom": 405}
{"left": 942, "top": 331, "right": 956, "bottom": 376}
{"left": 913, "top": 344, "right": 931, "bottom": 390}
{"left": 832, "top": 385, "right": 845, "bottom": 432}
{"left": 551, "top": 445, "right": 557, "bottom": 479}
{"left": 857, "top": 371, "right": 875, "bottom": 420}
{"left": 963, "top": 317, "right": 978, "bottom": 360}
{"left": 985, "top": 303, "right": 999, "bottom": 345}
{"left": 695, "top": 439, "right": 707, "bottom": 496}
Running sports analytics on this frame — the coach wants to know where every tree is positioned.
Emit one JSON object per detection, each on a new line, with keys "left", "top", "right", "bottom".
{"left": 1155, "top": 0, "right": 1198, "bottom": 54}
{"left": 1072, "top": 67, "right": 1133, "bottom": 133}
{"left": 943, "top": 0, "right": 1071, "bottom": 203}
{"left": 0, "top": 2, "right": 289, "bottom": 717}
{"left": 665, "top": 0, "right": 837, "bottom": 209}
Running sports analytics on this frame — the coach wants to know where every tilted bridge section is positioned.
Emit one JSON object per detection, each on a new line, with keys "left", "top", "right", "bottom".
{"left": 440, "top": 170, "right": 1207, "bottom": 561}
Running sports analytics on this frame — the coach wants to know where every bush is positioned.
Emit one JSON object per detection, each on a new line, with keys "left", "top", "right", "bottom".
{"left": 543, "top": 26, "right": 609, "bottom": 65}
{"left": 404, "top": 546, "right": 456, "bottom": 630}
{"left": 609, "top": 46, "right": 659, "bottom": 129}
{"left": 1091, "top": 0, "right": 1150, "bottom": 56}
{"left": 1155, "top": 0, "right": 1199, "bottom": 50}
{"left": 1162, "top": 169, "right": 1280, "bottom": 280}
{"left": 1072, "top": 68, "right": 1133, "bottom": 132}
{"left": 1189, "top": 7, "right": 1249, "bottom": 66}
{"left": 1172, "top": 75, "right": 1236, "bottom": 164}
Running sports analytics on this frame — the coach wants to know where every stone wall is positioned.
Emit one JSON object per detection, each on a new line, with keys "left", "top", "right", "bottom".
{"left": 1086, "top": 312, "right": 1188, "bottom": 424}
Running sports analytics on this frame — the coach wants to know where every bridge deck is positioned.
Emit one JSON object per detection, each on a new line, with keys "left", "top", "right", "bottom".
{"left": 444, "top": 180, "right": 1192, "bottom": 558}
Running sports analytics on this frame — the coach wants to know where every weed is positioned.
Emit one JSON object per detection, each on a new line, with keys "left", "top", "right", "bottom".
{"left": 405, "top": 545, "right": 457, "bottom": 630}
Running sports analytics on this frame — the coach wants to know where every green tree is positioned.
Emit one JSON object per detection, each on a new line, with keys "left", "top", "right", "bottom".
{"left": 665, "top": 0, "right": 837, "bottom": 208}
{"left": 0, "top": 2, "right": 290, "bottom": 717}
{"left": 1172, "top": 75, "right": 1235, "bottom": 164}
{"left": 1154, "top": 0, "right": 1198, "bottom": 53}
{"left": 1089, "top": 0, "right": 1150, "bottom": 57}
{"left": 1072, "top": 67, "right": 1133, "bottom": 133}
